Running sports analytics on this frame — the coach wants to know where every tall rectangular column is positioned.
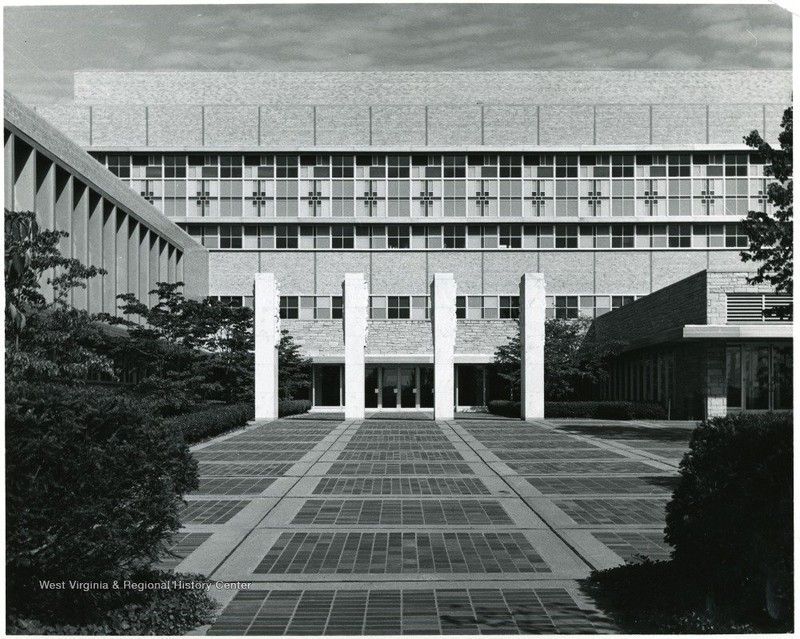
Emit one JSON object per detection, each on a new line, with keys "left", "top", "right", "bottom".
{"left": 432, "top": 273, "right": 457, "bottom": 421}
{"left": 254, "top": 273, "right": 280, "bottom": 421}
{"left": 520, "top": 273, "right": 546, "bottom": 420}
{"left": 344, "top": 273, "right": 368, "bottom": 420}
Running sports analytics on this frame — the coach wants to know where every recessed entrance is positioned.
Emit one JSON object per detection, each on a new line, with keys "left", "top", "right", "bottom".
{"left": 366, "top": 365, "right": 434, "bottom": 410}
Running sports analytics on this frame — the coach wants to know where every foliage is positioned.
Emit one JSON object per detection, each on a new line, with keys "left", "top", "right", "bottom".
{"left": 487, "top": 400, "right": 667, "bottom": 420}
{"left": 582, "top": 558, "right": 763, "bottom": 633}
{"left": 494, "top": 318, "right": 624, "bottom": 401}
{"left": 6, "top": 383, "right": 198, "bottom": 621}
{"left": 6, "top": 571, "right": 217, "bottom": 635}
{"left": 278, "top": 329, "right": 312, "bottom": 400}
{"left": 103, "top": 282, "right": 256, "bottom": 406}
{"left": 5, "top": 210, "right": 106, "bottom": 330}
{"left": 665, "top": 412, "right": 793, "bottom": 623}
{"left": 279, "top": 399, "right": 313, "bottom": 417}
{"left": 549, "top": 401, "right": 667, "bottom": 419}
{"left": 5, "top": 210, "right": 114, "bottom": 382}
{"left": 740, "top": 106, "right": 793, "bottom": 298}
{"left": 486, "top": 400, "right": 521, "bottom": 418}
{"left": 163, "top": 402, "right": 254, "bottom": 444}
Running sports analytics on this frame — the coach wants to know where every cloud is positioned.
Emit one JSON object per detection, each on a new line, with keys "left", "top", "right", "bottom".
{"left": 3, "top": 4, "right": 792, "bottom": 104}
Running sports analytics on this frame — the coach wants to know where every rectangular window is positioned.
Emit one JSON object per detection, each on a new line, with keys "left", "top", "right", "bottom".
{"left": 220, "top": 156, "right": 242, "bottom": 178}
{"left": 331, "top": 225, "right": 354, "bottom": 249}
{"left": 280, "top": 296, "right": 299, "bottom": 319}
{"left": 164, "top": 156, "right": 186, "bottom": 178}
{"left": 611, "top": 225, "right": 635, "bottom": 248}
{"left": 276, "top": 225, "right": 298, "bottom": 249}
{"left": 555, "top": 224, "right": 578, "bottom": 248}
{"left": 726, "top": 346, "right": 742, "bottom": 408}
{"left": 219, "top": 225, "right": 243, "bottom": 249}
{"left": 443, "top": 225, "right": 466, "bottom": 249}
{"left": 107, "top": 155, "right": 131, "bottom": 178}
{"left": 387, "top": 225, "right": 410, "bottom": 249}
{"left": 410, "top": 296, "right": 429, "bottom": 319}
{"left": 499, "top": 224, "right": 522, "bottom": 248}
{"left": 387, "top": 296, "right": 411, "bottom": 319}
{"left": 499, "top": 296, "right": 520, "bottom": 319}
{"left": 668, "top": 224, "right": 692, "bottom": 248}
{"left": 554, "top": 296, "right": 579, "bottom": 319}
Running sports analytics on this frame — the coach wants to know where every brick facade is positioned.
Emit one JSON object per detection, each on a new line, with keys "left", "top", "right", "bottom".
{"left": 34, "top": 70, "right": 791, "bottom": 149}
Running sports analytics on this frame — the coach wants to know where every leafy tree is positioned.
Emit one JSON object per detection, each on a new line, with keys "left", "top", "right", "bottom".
{"left": 740, "top": 106, "right": 793, "bottom": 297}
{"left": 278, "top": 329, "right": 312, "bottom": 400}
{"left": 106, "top": 284, "right": 312, "bottom": 406}
{"left": 5, "top": 210, "right": 113, "bottom": 382}
{"left": 104, "top": 282, "right": 256, "bottom": 407}
{"left": 494, "top": 317, "right": 624, "bottom": 401}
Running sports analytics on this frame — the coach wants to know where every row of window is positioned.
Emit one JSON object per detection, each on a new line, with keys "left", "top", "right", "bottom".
{"left": 214, "top": 294, "right": 640, "bottom": 320}
{"left": 186, "top": 223, "right": 749, "bottom": 250}
{"left": 97, "top": 153, "right": 765, "bottom": 180}
{"left": 123, "top": 175, "right": 771, "bottom": 219}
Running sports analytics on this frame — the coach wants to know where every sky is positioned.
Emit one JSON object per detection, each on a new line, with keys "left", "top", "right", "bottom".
{"left": 3, "top": 3, "right": 793, "bottom": 104}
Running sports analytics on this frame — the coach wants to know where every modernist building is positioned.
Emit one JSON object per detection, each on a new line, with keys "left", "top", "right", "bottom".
{"left": 7, "top": 70, "right": 793, "bottom": 417}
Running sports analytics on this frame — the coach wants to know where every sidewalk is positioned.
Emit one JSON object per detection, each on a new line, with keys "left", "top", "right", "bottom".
{"left": 162, "top": 415, "right": 693, "bottom": 635}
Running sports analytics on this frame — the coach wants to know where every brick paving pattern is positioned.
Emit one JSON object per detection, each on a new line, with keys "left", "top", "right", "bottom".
{"left": 291, "top": 499, "right": 513, "bottom": 526}
{"left": 255, "top": 531, "right": 551, "bottom": 574}
{"left": 172, "top": 414, "right": 693, "bottom": 634}
{"left": 208, "top": 587, "right": 609, "bottom": 635}
{"left": 313, "top": 477, "right": 491, "bottom": 496}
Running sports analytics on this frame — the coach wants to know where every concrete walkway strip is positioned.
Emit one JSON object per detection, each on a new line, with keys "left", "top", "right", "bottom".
{"left": 165, "top": 414, "right": 688, "bottom": 634}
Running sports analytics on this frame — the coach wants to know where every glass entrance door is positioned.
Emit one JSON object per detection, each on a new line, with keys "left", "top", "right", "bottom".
{"left": 382, "top": 367, "right": 398, "bottom": 409}
{"left": 399, "top": 366, "right": 417, "bottom": 408}
{"left": 369, "top": 365, "right": 431, "bottom": 409}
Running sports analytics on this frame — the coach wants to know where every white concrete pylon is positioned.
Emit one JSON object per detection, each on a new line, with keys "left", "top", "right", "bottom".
{"left": 343, "top": 273, "right": 369, "bottom": 420}
{"left": 254, "top": 273, "right": 280, "bottom": 421}
{"left": 432, "top": 273, "right": 457, "bottom": 421}
{"left": 520, "top": 272, "right": 546, "bottom": 420}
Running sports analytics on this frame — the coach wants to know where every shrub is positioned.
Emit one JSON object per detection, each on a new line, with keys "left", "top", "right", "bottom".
{"left": 163, "top": 402, "right": 254, "bottom": 445}
{"left": 7, "top": 570, "right": 216, "bottom": 635}
{"left": 487, "top": 399, "right": 521, "bottom": 418}
{"left": 665, "top": 412, "right": 793, "bottom": 623}
{"left": 583, "top": 558, "right": 759, "bottom": 633}
{"left": 279, "top": 399, "right": 312, "bottom": 417}
{"left": 545, "top": 401, "right": 600, "bottom": 418}
{"left": 545, "top": 401, "right": 667, "bottom": 419}
{"left": 595, "top": 401, "right": 667, "bottom": 420}
{"left": 6, "top": 383, "right": 198, "bottom": 623}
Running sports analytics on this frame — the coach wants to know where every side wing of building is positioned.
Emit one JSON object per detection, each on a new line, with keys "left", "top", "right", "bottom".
{"left": 5, "top": 91, "right": 209, "bottom": 315}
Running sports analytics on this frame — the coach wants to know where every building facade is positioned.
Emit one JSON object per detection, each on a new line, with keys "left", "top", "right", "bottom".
{"left": 20, "top": 70, "right": 794, "bottom": 415}
{"left": 4, "top": 91, "right": 208, "bottom": 315}
{"left": 591, "top": 270, "right": 792, "bottom": 419}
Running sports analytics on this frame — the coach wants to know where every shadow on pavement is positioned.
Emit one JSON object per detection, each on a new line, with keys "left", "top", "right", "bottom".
{"left": 552, "top": 423, "right": 694, "bottom": 443}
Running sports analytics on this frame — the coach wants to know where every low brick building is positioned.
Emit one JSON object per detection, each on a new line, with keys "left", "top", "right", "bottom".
{"left": 591, "top": 270, "right": 792, "bottom": 419}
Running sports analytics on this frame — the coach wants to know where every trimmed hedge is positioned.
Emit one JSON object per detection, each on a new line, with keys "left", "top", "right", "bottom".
{"left": 487, "top": 399, "right": 522, "bottom": 418}
{"left": 163, "top": 400, "right": 311, "bottom": 444}
{"left": 487, "top": 400, "right": 668, "bottom": 420}
{"left": 163, "top": 402, "right": 253, "bottom": 444}
{"left": 6, "top": 383, "right": 199, "bottom": 623}
{"left": 665, "top": 411, "right": 793, "bottom": 623}
{"left": 279, "top": 399, "right": 312, "bottom": 417}
{"left": 548, "top": 401, "right": 667, "bottom": 419}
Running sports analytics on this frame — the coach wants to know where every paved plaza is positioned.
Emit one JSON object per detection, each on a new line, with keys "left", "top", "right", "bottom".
{"left": 165, "top": 414, "right": 696, "bottom": 635}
